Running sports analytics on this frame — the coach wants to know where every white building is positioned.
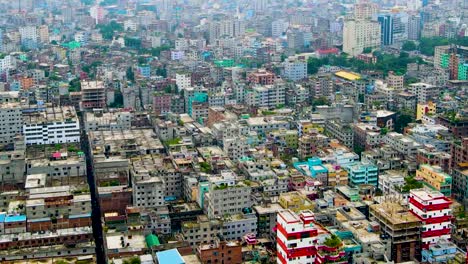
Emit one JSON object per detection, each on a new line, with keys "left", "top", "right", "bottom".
{"left": 343, "top": 19, "right": 381, "bottom": 56}
{"left": 383, "top": 132, "right": 422, "bottom": 158}
{"left": 378, "top": 171, "right": 406, "bottom": 197}
{"left": 84, "top": 111, "right": 132, "bottom": 131}
{"left": 175, "top": 73, "right": 192, "bottom": 90}
{"left": 251, "top": 84, "right": 286, "bottom": 109}
{"left": 0, "top": 55, "right": 16, "bottom": 73}
{"left": 207, "top": 171, "right": 252, "bottom": 219}
{"left": 409, "top": 83, "right": 437, "bottom": 104}
{"left": 171, "top": 50, "right": 185, "bottom": 61}
{"left": 283, "top": 58, "right": 307, "bottom": 81}
{"left": 23, "top": 106, "right": 80, "bottom": 145}
{"left": 272, "top": 19, "right": 289, "bottom": 38}
{"left": 277, "top": 210, "right": 320, "bottom": 264}
{"left": 132, "top": 173, "right": 164, "bottom": 208}
{"left": 19, "top": 26, "right": 37, "bottom": 43}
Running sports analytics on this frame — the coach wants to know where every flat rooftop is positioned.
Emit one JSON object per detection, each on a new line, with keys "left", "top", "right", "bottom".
{"left": 370, "top": 202, "right": 420, "bottom": 225}
{"left": 23, "top": 106, "right": 77, "bottom": 124}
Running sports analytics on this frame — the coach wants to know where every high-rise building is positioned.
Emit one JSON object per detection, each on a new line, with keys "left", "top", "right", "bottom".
{"left": 0, "top": 102, "right": 23, "bottom": 145}
{"left": 343, "top": 19, "right": 381, "bottom": 56}
{"left": 38, "top": 25, "right": 49, "bottom": 44}
{"left": 354, "top": 0, "right": 378, "bottom": 20}
{"left": 408, "top": 15, "right": 422, "bottom": 40}
{"left": 378, "top": 14, "right": 393, "bottom": 45}
{"left": 408, "top": 188, "right": 452, "bottom": 249}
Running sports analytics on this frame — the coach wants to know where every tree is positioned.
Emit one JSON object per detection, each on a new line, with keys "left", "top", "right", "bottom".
{"left": 395, "top": 112, "right": 414, "bottom": 133}
{"left": 97, "top": 21, "right": 123, "bottom": 40}
{"left": 126, "top": 67, "right": 135, "bottom": 82}
{"left": 362, "top": 47, "right": 373, "bottom": 54}
{"left": 402, "top": 41, "right": 417, "bottom": 51}
{"left": 69, "top": 78, "right": 81, "bottom": 92}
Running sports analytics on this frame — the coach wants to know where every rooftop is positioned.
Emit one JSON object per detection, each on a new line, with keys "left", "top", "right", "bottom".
{"left": 156, "top": 249, "right": 185, "bottom": 264}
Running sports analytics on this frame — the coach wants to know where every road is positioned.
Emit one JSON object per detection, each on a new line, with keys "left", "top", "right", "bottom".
{"left": 80, "top": 114, "right": 106, "bottom": 264}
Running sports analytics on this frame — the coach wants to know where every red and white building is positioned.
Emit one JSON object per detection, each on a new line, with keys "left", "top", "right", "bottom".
{"left": 408, "top": 188, "right": 452, "bottom": 248}
{"left": 276, "top": 210, "right": 346, "bottom": 264}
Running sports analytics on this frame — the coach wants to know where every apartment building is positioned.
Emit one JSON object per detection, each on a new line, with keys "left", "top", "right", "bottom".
{"left": 325, "top": 120, "right": 354, "bottom": 149}
{"left": 251, "top": 84, "right": 286, "bottom": 109}
{"left": 343, "top": 19, "right": 381, "bottom": 56}
{"left": 344, "top": 161, "right": 378, "bottom": 186}
{"left": 378, "top": 171, "right": 405, "bottom": 197}
{"left": 206, "top": 172, "right": 252, "bottom": 219}
{"left": 277, "top": 209, "right": 347, "bottom": 264}
{"left": 23, "top": 106, "right": 80, "bottom": 145}
{"left": 416, "top": 164, "right": 452, "bottom": 197}
{"left": 409, "top": 83, "right": 438, "bottom": 104}
{"left": 384, "top": 132, "right": 422, "bottom": 158}
{"left": 0, "top": 102, "right": 23, "bottom": 145}
{"left": 283, "top": 58, "right": 307, "bottom": 81}
{"left": 84, "top": 110, "right": 132, "bottom": 131}
{"left": 408, "top": 188, "right": 452, "bottom": 248}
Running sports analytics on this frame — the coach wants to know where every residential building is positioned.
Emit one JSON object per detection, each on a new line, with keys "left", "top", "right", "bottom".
{"left": 409, "top": 83, "right": 438, "bottom": 104}
{"left": 344, "top": 161, "right": 379, "bottom": 186}
{"left": 325, "top": 120, "right": 354, "bottom": 149}
{"left": 197, "top": 239, "right": 242, "bottom": 264}
{"left": 421, "top": 239, "right": 459, "bottom": 263}
{"left": 417, "top": 164, "right": 452, "bottom": 197}
{"left": 206, "top": 172, "right": 252, "bottom": 219}
{"left": 84, "top": 110, "right": 132, "bottom": 131}
{"left": 408, "top": 188, "right": 452, "bottom": 248}
{"left": 378, "top": 171, "right": 405, "bottom": 197}
{"left": 276, "top": 209, "right": 346, "bottom": 264}
{"left": 416, "top": 101, "right": 436, "bottom": 121}
{"left": 0, "top": 102, "right": 23, "bottom": 145}
{"left": 343, "top": 19, "right": 381, "bottom": 56}
{"left": 283, "top": 58, "right": 307, "bottom": 81}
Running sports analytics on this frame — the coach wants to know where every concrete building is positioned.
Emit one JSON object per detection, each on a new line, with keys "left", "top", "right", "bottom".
{"left": 417, "top": 164, "right": 452, "bottom": 197}
{"left": 325, "top": 120, "right": 354, "bottom": 149}
{"left": 197, "top": 239, "right": 242, "bottom": 264}
{"left": 409, "top": 83, "right": 438, "bottom": 104}
{"left": 84, "top": 110, "right": 132, "bottom": 131}
{"left": 370, "top": 201, "right": 421, "bottom": 262}
{"left": 408, "top": 15, "right": 421, "bottom": 40}
{"left": 384, "top": 132, "right": 422, "bottom": 158}
{"left": 23, "top": 106, "right": 80, "bottom": 145}
{"left": 206, "top": 172, "right": 252, "bottom": 219}
{"left": 80, "top": 81, "right": 106, "bottom": 109}
{"left": 251, "top": 84, "right": 286, "bottom": 109}
{"left": 343, "top": 19, "right": 381, "bottom": 56}
{"left": 277, "top": 209, "right": 346, "bottom": 264}
{"left": 0, "top": 102, "right": 23, "bottom": 145}
{"left": 378, "top": 171, "right": 405, "bottom": 197}
{"left": 283, "top": 58, "right": 307, "bottom": 81}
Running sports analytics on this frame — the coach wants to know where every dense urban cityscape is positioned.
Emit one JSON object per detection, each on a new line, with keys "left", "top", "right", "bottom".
{"left": 0, "top": 0, "right": 467, "bottom": 263}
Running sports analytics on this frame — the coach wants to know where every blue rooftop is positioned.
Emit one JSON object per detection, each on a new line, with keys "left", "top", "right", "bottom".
{"left": 69, "top": 213, "right": 92, "bottom": 219}
{"left": 5, "top": 214, "right": 26, "bottom": 223}
{"left": 0, "top": 213, "right": 6, "bottom": 223}
{"left": 156, "top": 249, "right": 185, "bottom": 264}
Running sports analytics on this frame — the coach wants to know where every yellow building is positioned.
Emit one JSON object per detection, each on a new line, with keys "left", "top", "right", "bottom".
{"left": 269, "top": 129, "right": 298, "bottom": 148}
{"left": 278, "top": 191, "right": 315, "bottom": 212}
{"left": 298, "top": 120, "right": 324, "bottom": 135}
{"left": 325, "top": 164, "right": 349, "bottom": 186}
{"left": 416, "top": 101, "right": 436, "bottom": 120}
{"left": 416, "top": 164, "right": 452, "bottom": 197}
